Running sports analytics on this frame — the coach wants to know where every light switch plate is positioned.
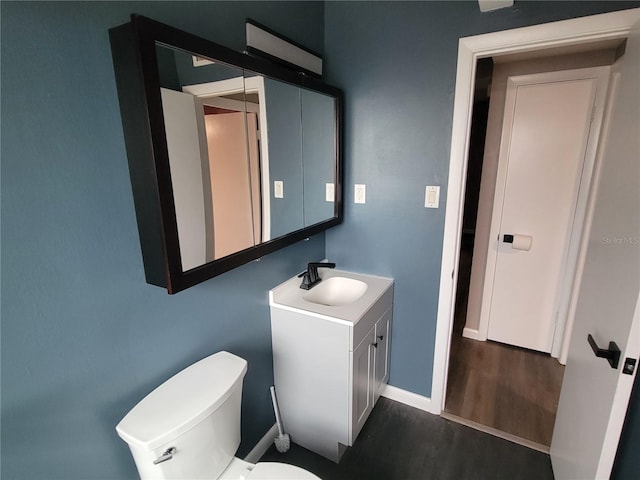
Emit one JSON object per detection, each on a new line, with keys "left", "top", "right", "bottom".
{"left": 326, "top": 183, "right": 335, "bottom": 202}
{"left": 274, "top": 180, "right": 284, "bottom": 199}
{"left": 425, "top": 186, "right": 440, "bottom": 208}
{"left": 354, "top": 184, "right": 366, "bottom": 204}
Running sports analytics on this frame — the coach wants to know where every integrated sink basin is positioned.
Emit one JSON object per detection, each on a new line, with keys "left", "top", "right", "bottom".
{"left": 303, "top": 277, "right": 368, "bottom": 306}
{"left": 269, "top": 266, "right": 393, "bottom": 325}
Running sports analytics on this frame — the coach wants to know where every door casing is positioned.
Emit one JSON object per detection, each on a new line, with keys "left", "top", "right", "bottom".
{"left": 432, "top": 8, "right": 640, "bottom": 414}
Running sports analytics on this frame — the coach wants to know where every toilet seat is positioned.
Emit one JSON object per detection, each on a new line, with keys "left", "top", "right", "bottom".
{"left": 245, "top": 462, "right": 320, "bottom": 479}
{"left": 219, "top": 459, "right": 320, "bottom": 480}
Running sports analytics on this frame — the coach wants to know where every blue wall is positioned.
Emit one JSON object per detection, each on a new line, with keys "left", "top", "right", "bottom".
{"left": 323, "top": 0, "right": 639, "bottom": 397}
{"left": 0, "top": 2, "right": 324, "bottom": 479}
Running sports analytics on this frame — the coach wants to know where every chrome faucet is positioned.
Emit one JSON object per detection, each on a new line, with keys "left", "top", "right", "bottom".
{"left": 298, "top": 262, "right": 336, "bottom": 290}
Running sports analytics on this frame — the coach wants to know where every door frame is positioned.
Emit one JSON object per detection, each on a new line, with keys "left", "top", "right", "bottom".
{"left": 183, "top": 76, "right": 272, "bottom": 242}
{"left": 431, "top": 8, "right": 640, "bottom": 415}
{"left": 478, "top": 67, "right": 610, "bottom": 356}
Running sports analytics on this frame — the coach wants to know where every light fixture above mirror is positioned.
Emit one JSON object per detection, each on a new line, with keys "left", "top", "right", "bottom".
{"left": 109, "top": 15, "right": 343, "bottom": 293}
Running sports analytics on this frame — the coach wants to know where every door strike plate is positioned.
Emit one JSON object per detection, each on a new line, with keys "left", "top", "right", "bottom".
{"left": 622, "top": 357, "right": 637, "bottom": 375}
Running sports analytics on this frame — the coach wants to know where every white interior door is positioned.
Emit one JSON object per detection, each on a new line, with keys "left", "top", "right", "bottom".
{"left": 486, "top": 70, "right": 602, "bottom": 353}
{"left": 160, "top": 88, "right": 209, "bottom": 271}
{"left": 550, "top": 21, "right": 640, "bottom": 480}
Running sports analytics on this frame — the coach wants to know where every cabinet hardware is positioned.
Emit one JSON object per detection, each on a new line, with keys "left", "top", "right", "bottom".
{"left": 377, "top": 335, "right": 384, "bottom": 341}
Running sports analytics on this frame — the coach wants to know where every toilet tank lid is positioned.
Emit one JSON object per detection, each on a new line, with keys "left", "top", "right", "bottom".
{"left": 116, "top": 351, "right": 248, "bottom": 451}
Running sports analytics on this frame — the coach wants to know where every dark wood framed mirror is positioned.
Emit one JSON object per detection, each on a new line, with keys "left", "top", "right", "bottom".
{"left": 110, "top": 15, "right": 343, "bottom": 293}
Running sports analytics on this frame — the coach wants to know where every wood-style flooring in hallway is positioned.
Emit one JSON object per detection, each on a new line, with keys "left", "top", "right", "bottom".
{"left": 444, "top": 248, "right": 565, "bottom": 447}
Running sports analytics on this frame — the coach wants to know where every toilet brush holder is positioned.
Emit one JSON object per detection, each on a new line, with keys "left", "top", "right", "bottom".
{"left": 269, "top": 386, "right": 291, "bottom": 453}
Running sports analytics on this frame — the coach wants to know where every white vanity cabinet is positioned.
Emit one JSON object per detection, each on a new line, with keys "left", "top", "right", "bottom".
{"left": 269, "top": 270, "right": 393, "bottom": 463}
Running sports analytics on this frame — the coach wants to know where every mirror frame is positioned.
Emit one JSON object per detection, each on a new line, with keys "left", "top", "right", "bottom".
{"left": 110, "top": 15, "right": 343, "bottom": 293}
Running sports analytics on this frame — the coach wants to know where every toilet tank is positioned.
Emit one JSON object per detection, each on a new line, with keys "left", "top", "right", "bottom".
{"left": 116, "top": 351, "right": 248, "bottom": 480}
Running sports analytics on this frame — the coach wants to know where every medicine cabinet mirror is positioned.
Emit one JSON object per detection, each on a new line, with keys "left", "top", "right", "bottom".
{"left": 110, "top": 15, "right": 342, "bottom": 293}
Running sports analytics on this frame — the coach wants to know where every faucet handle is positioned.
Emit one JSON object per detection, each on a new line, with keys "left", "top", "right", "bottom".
{"left": 298, "top": 271, "right": 312, "bottom": 289}
{"left": 307, "top": 262, "right": 336, "bottom": 269}
{"left": 298, "top": 262, "right": 335, "bottom": 290}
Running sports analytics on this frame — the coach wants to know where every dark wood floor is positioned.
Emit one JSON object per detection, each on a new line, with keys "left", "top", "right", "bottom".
{"left": 444, "top": 248, "right": 565, "bottom": 447}
{"left": 260, "top": 397, "right": 554, "bottom": 479}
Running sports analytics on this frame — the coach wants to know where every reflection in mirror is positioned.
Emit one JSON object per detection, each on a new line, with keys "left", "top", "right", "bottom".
{"left": 260, "top": 76, "right": 304, "bottom": 239}
{"left": 254, "top": 75, "right": 337, "bottom": 235}
{"left": 157, "top": 44, "right": 259, "bottom": 271}
{"left": 156, "top": 46, "right": 338, "bottom": 273}
{"left": 302, "top": 89, "right": 336, "bottom": 226}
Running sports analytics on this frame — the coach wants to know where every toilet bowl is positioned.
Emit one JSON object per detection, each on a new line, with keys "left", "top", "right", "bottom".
{"left": 220, "top": 458, "right": 319, "bottom": 479}
{"left": 116, "top": 351, "right": 320, "bottom": 480}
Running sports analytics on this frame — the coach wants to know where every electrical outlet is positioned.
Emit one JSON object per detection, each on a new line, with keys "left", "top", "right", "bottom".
{"left": 354, "top": 184, "right": 366, "bottom": 204}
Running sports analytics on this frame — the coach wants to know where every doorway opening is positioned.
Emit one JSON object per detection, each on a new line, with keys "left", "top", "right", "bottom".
{"left": 441, "top": 42, "right": 625, "bottom": 450}
{"left": 430, "top": 10, "right": 640, "bottom": 478}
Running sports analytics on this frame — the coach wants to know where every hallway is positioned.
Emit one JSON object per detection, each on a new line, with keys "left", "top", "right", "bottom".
{"left": 444, "top": 248, "right": 565, "bottom": 448}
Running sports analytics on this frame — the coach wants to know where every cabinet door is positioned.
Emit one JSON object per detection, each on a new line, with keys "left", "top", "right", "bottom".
{"left": 351, "top": 327, "right": 376, "bottom": 443}
{"left": 374, "top": 311, "right": 391, "bottom": 401}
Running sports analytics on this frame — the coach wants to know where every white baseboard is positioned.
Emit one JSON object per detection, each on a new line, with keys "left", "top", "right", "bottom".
{"left": 381, "top": 384, "right": 438, "bottom": 414}
{"left": 244, "top": 424, "right": 278, "bottom": 464}
{"left": 462, "top": 327, "right": 483, "bottom": 340}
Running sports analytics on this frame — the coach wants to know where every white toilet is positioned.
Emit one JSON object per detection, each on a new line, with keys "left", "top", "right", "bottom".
{"left": 116, "top": 351, "right": 320, "bottom": 480}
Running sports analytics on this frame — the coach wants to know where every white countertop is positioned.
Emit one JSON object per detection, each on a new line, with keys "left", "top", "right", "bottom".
{"left": 269, "top": 268, "right": 394, "bottom": 325}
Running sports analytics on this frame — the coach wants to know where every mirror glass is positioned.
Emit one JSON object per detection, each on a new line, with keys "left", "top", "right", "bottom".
{"left": 257, "top": 74, "right": 304, "bottom": 239}
{"left": 157, "top": 44, "right": 258, "bottom": 271}
{"left": 155, "top": 44, "right": 337, "bottom": 273}
{"left": 301, "top": 88, "right": 337, "bottom": 226}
